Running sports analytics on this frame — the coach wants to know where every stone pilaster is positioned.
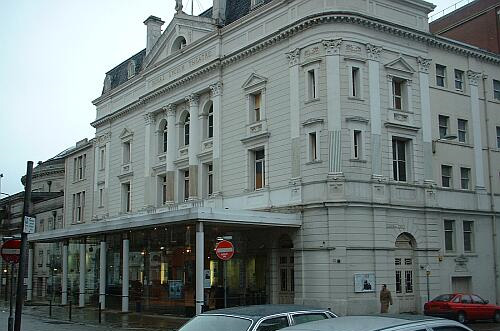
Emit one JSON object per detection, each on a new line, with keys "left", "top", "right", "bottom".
{"left": 186, "top": 94, "right": 200, "bottom": 199}
{"left": 467, "top": 70, "right": 485, "bottom": 190}
{"left": 367, "top": 44, "right": 383, "bottom": 178}
{"left": 143, "top": 112, "right": 155, "bottom": 206}
{"left": 210, "top": 82, "right": 223, "bottom": 196}
{"left": 417, "top": 57, "right": 434, "bottom": 184}
{"left": 287, "top": 49, "right": 301, "bottom": 179}
{"left": 165, "top": 104, "right": 177, "bottom": 203}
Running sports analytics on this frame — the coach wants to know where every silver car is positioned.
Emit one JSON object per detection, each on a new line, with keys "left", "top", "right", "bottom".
{"left": 279, "top": 315, "right": 474, "bottom": 331}
{"left": 177, "top": 304, "right": 337, "bottom": 331}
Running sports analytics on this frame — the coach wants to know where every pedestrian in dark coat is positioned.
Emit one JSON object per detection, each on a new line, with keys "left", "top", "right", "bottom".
{"left": 380, "top": 284, "right": 393, "bottom": 313}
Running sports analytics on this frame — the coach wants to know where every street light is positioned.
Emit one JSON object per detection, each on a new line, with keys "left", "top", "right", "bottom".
{"left": 425, "top": 265, "right": 431, "bottom": 303}
{"left": 432, "top": 134, "right": 457, "bottom": 153}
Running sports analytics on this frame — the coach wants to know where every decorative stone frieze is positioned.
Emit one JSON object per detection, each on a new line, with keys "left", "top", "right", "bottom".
{"left": 143, "top": 112, "right": 155, "bottom": 125}
{"left": 163, "top": 104, "right": 176, "bottom": 117}
{"left": 322, "top": 39, "right": 342, "bottom": 56}
{"left": 366, "top": 44, "right": 382, "bottom": 61}
{"left": 185, "top": 94, "right": 200, "bottom": 106}
{"left": 96, "top": 132, "right": 111, "bottom": 145}
{"left": 210, "top": 82, "right": 223, "bottom": 97}
{"left": 417, "top": 57, "right": 432, "bottom": 73}
{"left": 467, "top": 70, "right": 481, "bottom": 86}
{"left": 286, "top": 48, "right": 300, "bottom": 67}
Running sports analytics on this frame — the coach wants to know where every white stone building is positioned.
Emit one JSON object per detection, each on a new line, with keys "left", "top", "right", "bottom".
{"left": 27, "top": 0, "right": 500, "bottom": 317}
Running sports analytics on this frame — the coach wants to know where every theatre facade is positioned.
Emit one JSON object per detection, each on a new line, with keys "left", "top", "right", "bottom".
{"left": 24, "top": 0, "right": 500, "bottom": 317}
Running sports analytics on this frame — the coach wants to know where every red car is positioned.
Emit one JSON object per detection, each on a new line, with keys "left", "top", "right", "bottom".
{"left": 424, "top": 293, "right": 500, "bottom": 324}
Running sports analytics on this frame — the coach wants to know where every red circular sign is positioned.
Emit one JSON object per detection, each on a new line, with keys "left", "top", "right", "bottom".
{"left": 215, "top": 240, "right": 234, "bottom": 261}
{"left": 1, "top": 239, "right": 21, "bottom": 264}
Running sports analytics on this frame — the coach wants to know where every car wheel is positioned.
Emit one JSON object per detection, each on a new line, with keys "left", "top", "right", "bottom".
{"left": 494, "top": 310, "right": 500, "bottom": 323}
{"left": 457, "top": 311, "right": 467, "bottom": 324}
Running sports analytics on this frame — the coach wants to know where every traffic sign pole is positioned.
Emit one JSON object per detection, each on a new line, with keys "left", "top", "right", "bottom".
{"left": 14, "top": 161, "right": 33, "bottom": 331}
{"left": 215, "top": 240, "right": 234, "bottom": 308}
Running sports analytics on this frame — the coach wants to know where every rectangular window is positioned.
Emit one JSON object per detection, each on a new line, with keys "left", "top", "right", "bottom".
{"left": 392, "top": 78, "right": 405, "bottom": 110}
{"left": 252, "top": 92, "right": 261, "bottom": 122}
{"left": 439, "top": 115, "right": 449, "bottom": 138}
{"left": 463, "top": 221, "right": 474, "bottom": 252}
{"left": 38, "top": 250, "right": 43, "bottom": 267}
{"left": 162, "top": 175, "right": 167, "bottom": 204}
{"left": 74, "top": 154, "right": 86, "bottom": 180}
{"left": 457, "top": 119, "right": 468, "bottom": 143}
{"left": 441, "top": 165, "right": 452, "bottom": 188}
{"left": 99, "top": 188, "right": 104, "bottom": 207}
{"left": 353, "top": 130, "right": 362, "bottom": 159}
{"left": 122, "top": 183, "right": 131, "bottom": 212}
{"left": 308, "top": 69, "right": 317, "bottom": 100}
{"left": 444, "top": 220, "right": 455, "bottom": 252}
{"left": 405, "top": 270, "right": 413, "bottom": 293}
{"left": 496, "top": 126, "right": 500, "bottom": 148}
{"left": 46, "top": 250, "right": 51, "bottom": 267}
{"left": 454, "top": 69, "right": 464, "bottom": 91}
{"left": 460, "top": 167, "right": 471, "bottom": 190}
{"left": 99, "top": 147, "right": 106, "bottom": 170}
{"left": 493, "top": 79, "right": 500, "bottom": 101}
{"left": 309, "top": 132, "right": 318, "bottom": 161}
{"left": 392, "top": 138, "right": 407, "bottom": 182}
{"left": 207, "top": 110, "right": 214, "bottom": 138}
{"left": 73, "top": 191, "right": 85, "bottom": 222}
{"left": 184, "top": 170, "right": 189, "bottom": 201}
{"left": 123, "top": 141, "right": 131, "bottom": 164}
{"left": 395, "top": 270, "right": 402, "bottom": 293}
{"left": 351, "top": 66, "right": 360, "bottom": 97}
{"left": 254, "top": 149, "right": 265, "bottom": 190}
{"left": 207, "top": 164, "right": 213, "bottom": 196}
{"left": 436, "top": 64, "right": 446, "bottom": 87}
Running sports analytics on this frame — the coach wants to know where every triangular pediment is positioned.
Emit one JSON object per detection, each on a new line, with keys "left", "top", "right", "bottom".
{"left": 242, "top": 73, "right": 268, "bottom": 91}
{"left": 143, "top": 13, "right": 215, "bottom": 69}
{"left": 384, "top": 56, "right": 415, "bottom": 75}
{"left": 119, "top": 128, "right": 134, "bottom": 140}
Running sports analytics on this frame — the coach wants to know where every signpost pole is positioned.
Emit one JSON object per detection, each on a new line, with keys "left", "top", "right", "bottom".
{"left": 14, "top": 161, "right": 33, "bottom": 331}
{"left": 8, "top": 264, "right": 14, "bottom": 331}
{"left": 224, "top": 261, "right": 227, "bottom": 308}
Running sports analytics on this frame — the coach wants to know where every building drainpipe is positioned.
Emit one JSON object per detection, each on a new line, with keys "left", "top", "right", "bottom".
{"left": 482, "top": 74, "right": 499, "bottom": 304}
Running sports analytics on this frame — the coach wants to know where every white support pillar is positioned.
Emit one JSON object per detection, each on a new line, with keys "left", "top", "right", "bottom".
{"left": 122, "top": 237, "right": 129, "bottom": 312}
{"left": 62, "top": 242, "right": 68, "bottom": 305}
{"left": 468, "top": 70, "right": 485, "bottom": 190}
{"left": 165, "top": 104, "right": 177, "bottom": 203}
{"left": 210, "top": 82, "right": 223, "bottom": 195}
{"left": 417, "top": 57, "right": 433, "bottom": 183}
{"left": 323, "top": 39, "right": 343, "bottom": 175}
{"left": 144, "top": 113, "right": 154, "bottom": 206}
{"left": 186, "top": 94, "right": 200, "bottom": 199}
{"left": 195, "top": 222, "right": 204, "bottom": 315}
{"left": 286, "top": 48, "right": 302, "bottom": 179}
{"left": 79, "top": 242, "right": 86, "bottom": 307}
{"left": 27, "top": 246, "right": 33, "bottom": 301}
{"left": 99, "top": 240, "right": 106, "bottom": 309}
{"left": 367, "top": 44, "right": 383, "bottom": 177}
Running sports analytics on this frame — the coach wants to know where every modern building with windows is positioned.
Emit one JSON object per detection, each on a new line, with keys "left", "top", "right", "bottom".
{"left": 8, "top": 0, "right": 500, "bottom": 317}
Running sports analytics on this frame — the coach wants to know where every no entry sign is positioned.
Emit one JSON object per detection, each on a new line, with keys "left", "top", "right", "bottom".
{"left": 1, "top": 239, "right": 21, "bottom": 264}
{"left": 215, "top": 240, "right": 234, "bottom": 261}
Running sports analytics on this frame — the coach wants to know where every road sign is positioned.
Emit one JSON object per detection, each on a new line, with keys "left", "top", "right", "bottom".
{"left": 215, "top": 240, "right": 234, "bottom": 261}
{"left": 23, "top": 216, "right": 36, "bottom": 234}
{"left": 1, "top": 239, "right": 21, "bottom": 264}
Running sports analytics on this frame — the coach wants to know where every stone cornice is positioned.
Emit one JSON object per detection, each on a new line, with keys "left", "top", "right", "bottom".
{"left": 92, "top": 11, "right": 500, "bottom": 129}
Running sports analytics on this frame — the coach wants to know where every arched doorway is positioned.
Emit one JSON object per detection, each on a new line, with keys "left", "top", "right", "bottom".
{"left": 394, "top": 233, "right": 417, "bottom": 313}
{"left": 277, "top": 234, "right": 294, "bottom": 304}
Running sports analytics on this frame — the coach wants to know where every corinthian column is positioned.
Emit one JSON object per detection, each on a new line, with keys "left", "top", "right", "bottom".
{"left": 417, "top": 57, "right": 433, "bottom": 183}
{"left": 366, "top": 43, "right": 383, "bottom": 178}
{"left": 165, "top": 104, "right": 177, "bottom": 203}
{"left": 143, "top": 112, "right": 155, "bottom": 206}
{"left": 186, "top": 94, "right": 200, "bottom": 199}
{"left": 210, "top": 82, "right": 223, "bottom": 195}
{"left": 286, "top": 48, "right": 301, "bottom": 179}
{"left": 467, "top": 70, "right": 485, "bottom": 190}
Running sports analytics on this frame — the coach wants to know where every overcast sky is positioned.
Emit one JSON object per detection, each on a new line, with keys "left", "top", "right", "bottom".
{"left": 0, "top": 0, "right": 462, "bottom": 195}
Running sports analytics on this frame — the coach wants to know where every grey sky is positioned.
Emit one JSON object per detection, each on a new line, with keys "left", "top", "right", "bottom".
{"left": 0, "top": 0, "right": 462, "bottom": 195}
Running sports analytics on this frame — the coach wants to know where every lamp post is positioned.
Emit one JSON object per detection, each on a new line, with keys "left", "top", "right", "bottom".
{"left": 425, "top": 265, "right": 431, "bottom": 303}
{"left": 432, "top": 134, "right": 458, "bottom": 153}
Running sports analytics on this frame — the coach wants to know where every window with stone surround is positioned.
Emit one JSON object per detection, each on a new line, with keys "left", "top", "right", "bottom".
{"left": 158, "top": 119, "right": 168, "bottom": 154}
{"left": 457, "top": 119, "right": 468, "bottom": 143}
{"left": 122, "top": 141, "right": 131, "bottom": 165}
{"left": 392, "top": 138, "right": 410, "bottom": 182}
{"left": 74, "top": 154, "right": 86, "bottom": 181}
{"left": 158, "top": 174, "right": 167, "bottom": 205}
{"left": 99, "top": 147, "right": 106, "bottom": 170}
{"left": 494, "top": 80, "right": 500, "bottom": 100}
{"left": 348, "top": 65, "right": 362, "bottom": 99}
{"left": 182, "top": 112, "right": 190, "bottom": 147}
{"left": 353, "top": 130, "right": 362, "bottom": 160}
{"left": 436, "top": 64, "right": 446, "bottom": 87}
{"left": 454, "top": 69, "right": 464, "bottom": 91}
{"left": 438, "top": 115, "right": 450, "bottom": 139}
{"left": 121, "top": 182, "right": 131, "bottom": 213}
{"left": 496, "top": 126, "right": 500, "bottom": 148}
{"left": 183, "top": 170, "right": 189, "bottom": 201}
{"left": 392, "top": 78, "right": 406, "bottom": 110}
{"left": 304, "top": 62, "right": 320, "bottom": 102}
{"left": 444, "top": 219, "right": 455, "bottom": 252}
{"left": 251, "top": 92, "right": 261, "bottom": 123}
{"left": 73, "top": 191, "right": 85, "bottom": 223}
{"left": 251, "top": 148, "right": 265, "bottom": 190}
{"left": 463, "top": 221, "right": 474, "bottom": 252}
{"left": 460, "top": 167, "right": 471, "bottom": 190}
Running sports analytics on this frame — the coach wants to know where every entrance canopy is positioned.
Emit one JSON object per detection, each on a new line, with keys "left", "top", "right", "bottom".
{"left": 28, "top": 207, "right": 302, "bottom": 243}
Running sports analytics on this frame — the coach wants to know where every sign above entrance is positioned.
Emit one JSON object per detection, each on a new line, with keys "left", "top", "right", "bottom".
{"left": 215, "top": 240, "right": 234, "bottom": 261}
{"left": 1, "top": 239, "right": 21, "bottom": 264}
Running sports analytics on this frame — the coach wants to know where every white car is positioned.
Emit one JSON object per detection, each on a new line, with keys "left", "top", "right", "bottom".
{"left": 279, "top": 315, "right": 474, "bottom": 331}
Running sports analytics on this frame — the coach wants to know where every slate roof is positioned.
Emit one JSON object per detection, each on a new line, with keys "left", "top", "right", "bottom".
{"left": 102, "top": 0, "right": 272, "bottom": 95}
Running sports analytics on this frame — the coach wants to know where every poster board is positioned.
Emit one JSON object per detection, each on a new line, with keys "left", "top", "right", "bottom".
{"left": 354, "top": 273, "right": 375, "bottom": 293}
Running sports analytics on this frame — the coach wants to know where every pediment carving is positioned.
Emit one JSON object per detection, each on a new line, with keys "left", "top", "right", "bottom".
{"left": 119, "top": 128, "right": 134, "bottom": 140}
{"left": 384, "top": 56, "right": 415, "bottom": 75}
{"left": 242, "top": 73, "right": 268, "bottom": 91}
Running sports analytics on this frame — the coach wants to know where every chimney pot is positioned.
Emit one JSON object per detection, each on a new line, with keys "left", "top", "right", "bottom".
{"left": 213, "top": 0, "right": 227, "bottom": 26}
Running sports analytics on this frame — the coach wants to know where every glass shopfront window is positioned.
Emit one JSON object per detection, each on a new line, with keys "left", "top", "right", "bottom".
{"left": 106, "top": 233, "right": 123, "bottom": 310}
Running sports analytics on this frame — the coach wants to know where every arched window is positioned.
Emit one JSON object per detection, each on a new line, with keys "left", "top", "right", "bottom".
{"left": 172, "top": 36, "right": 187, "bottom": 52}
{"left": 127, "top": 60, "right": 136, "bottom": 79}
{"left": 207, "top": 105, "right": 213, "bottom": 138}
{"left": 183, "top": 113, "right": 190, "bottom": 146}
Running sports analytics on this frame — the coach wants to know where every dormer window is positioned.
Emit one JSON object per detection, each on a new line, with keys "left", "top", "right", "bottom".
{"left": 103, "top": 74, "right": 112, "bottom": 93}
{"left": 251, "top": 0, "right": 265, "bottom": 9}
{"left": 127, "top": 60, "right": 136, "bottom": 79}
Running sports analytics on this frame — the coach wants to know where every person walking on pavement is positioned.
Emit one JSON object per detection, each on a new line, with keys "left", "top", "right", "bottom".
{"left": 380, "top": 284, "right": 393, "bottom": 313}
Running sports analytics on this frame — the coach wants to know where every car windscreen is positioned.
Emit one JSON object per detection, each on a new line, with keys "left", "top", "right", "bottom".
{"left": 178, "top": 315, "right": 253, "bottom": 331}
{"left": 432, "top": 294, "right": 455, "bottom": 302}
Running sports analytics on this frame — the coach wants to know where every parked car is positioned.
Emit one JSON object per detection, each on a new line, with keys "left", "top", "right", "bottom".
{"left": 424, "top": 293, "right": 500, "bottom": 323}
{"left": 177, "top": 304, "right": 337, "bottom": 331}
{"left": 279, "top": 315, "right": 474, "bottom": 331}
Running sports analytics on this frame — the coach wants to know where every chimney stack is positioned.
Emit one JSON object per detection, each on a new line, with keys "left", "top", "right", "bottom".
{"left": 144, "top": 16, "right": 164, "bottom": 55}
{"left": 213, "top": 0, "right": 227, "bottom": 26}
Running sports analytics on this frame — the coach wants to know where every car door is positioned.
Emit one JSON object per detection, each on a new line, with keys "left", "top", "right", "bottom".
{"left": 254, "top": 315, "right": 290, "bottom": 331}
{"left": 470, "top": 294, "right": 492, "bottom": 320}
{"left": 459, "top": 295, "right": 474, "bottom": 320}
